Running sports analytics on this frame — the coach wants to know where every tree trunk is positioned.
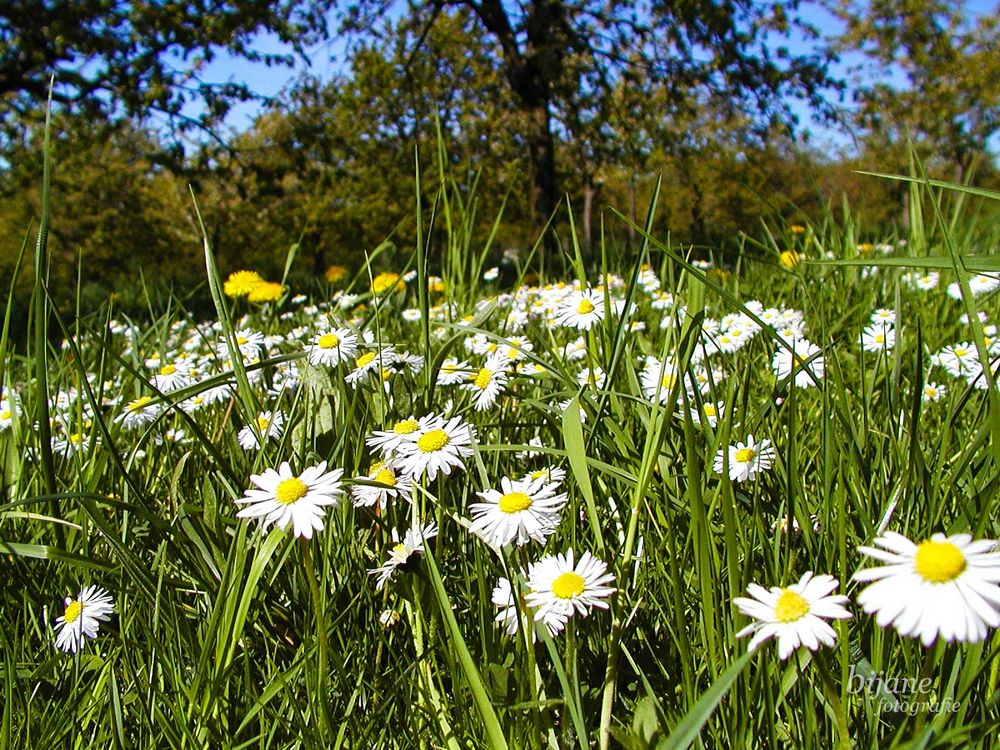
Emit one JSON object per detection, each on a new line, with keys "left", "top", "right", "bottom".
{"left": 523, "top": 100, "right": 559, "bottom": 233}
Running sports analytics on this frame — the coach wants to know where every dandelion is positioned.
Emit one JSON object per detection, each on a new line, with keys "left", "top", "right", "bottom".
{"left": 779, "top": 250, "right": 800, "bottom": 269}
{"left": 854, "top": 531, "right": 1000, "bottom": 645}
{"left": 371, "top": 272, "right": 405, "bottom": 295}
{"left": 525, "top": 550, "right": 616, "bottom": 635}
{"left": 236, "top": 461, "right": 344, "bottom": 539}
{"left": 223, "top": 270, "right": 263, "bottom": 298}
{"left": 395, "top": 414, "right": 476, "bottom": 480}
{"left": 53, "top": 585, "right": 114, "bottom": 653}
{"left": 247, "top": 281, "right": 285, "bottom": 303}
{"left": 324, "top": 265, "right": 348, "bottom": 284}
{"left": 371, "top": 523, "right": 438, "bottom": 590}
{"left": 713, "top": 434, "right": 775, "bottom": 483}
{"left": 469, "top": 475, "right": 567, "bottom": 547}
{"left": 733, "top": 572, "right": 851, "bottom": 660}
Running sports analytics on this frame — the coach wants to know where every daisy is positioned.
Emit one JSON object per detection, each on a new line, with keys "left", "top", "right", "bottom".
{"left": 520, "top": 466, "right": 567, "bottom": 485}
{"left": 115, "top": 395, "right": 159, "bottom": 430}
{"left": 771, "top": 339, "right": 823, "bottom": 388}
{"left": 640, "top": 358, "right": 681, "bottom": 404}
{"left": 395, "top": 414, "right": 476, "bottom": 481}
{"left": 235, "top": 461, "right": 344, "bottom": 539}
{"left": 525, "top": 550, "right": 616, "bottom": 635}
{"left": 371, "top": 523, "right": 438, "bottom": 590}
{"left": 713, "top": 434, "right": 775, "bottom": 483}
{"left": 53, "top": 585, "right": 115, "bottom": 653}
{"left": 308, "top": 328, "right": 358, "bottom": 367}
{"left": 217, "top": 328, "right": 265, "bottom": 360}
{"left": 469, "top": 475, "right": 567, "bottom": 547}
{"left": 350, "top": 461, "right": 413, "bottom": 510}
{"left": 689, "top": 400, "right": 724, "bottom": 428}
{"left": 365, "top": 417, "right": 421, "bottom": 459}
{"left": 436, "top": 357, "right": 470, "bottom": 386}
{"left": 53, "top": 431, "right": 91, "bottom": 456}
{"left": 860, "top": 324, "right": 896, "bottom": 352}
{"left": 238, "top": 411, "right": 285, "bottom": 450}
{"left": 554, "top": 288, "right": 605, "bottom": 331}
{"left": 152, "top": 361, "right": 192, "bottom": 392}
{"left": 922, "top": 381, "right": 946, "bottom": 402}
{"left": 733, "top": 573, "right": 851, "bottom": 660}
{"left": 937, "top": 343, "right": 978, "bottom": 377}
{"left": 870, "top": 309, "right": 896, "bottom": 326}
{"left": 855, "top": 532, "right": 1000, "bottom": 645}
{"left": 492, "top": 577, "right": 528, "bottom": 636}
{"left": 460, "top": 355, "right": 509, "bottom": 411}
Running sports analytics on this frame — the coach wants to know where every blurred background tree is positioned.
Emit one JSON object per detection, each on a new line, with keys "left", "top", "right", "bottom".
{"left": 1, "top": 0, "right": 998, "bottom": 314}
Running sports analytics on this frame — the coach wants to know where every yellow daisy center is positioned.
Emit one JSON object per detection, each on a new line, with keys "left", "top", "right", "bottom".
{"left": 704, "top": 404, "right": 717, "bottom": 416}
{"left": 530, "top": 469, "right": 546, "bottom": 480}
{"left": 374, "top": 469, "right": 396, "bottom": 486}
{"left": 236, "top": 336, "right": 248, "bottom": 346}
{"left": 774, "top": 589, "right": 809, "bottom": 623}
{"left": 442, "top": 363, "right": 457, "bottom": 373}
{"left": 915, "top": 540, "right": 967, "bottom": 583}
{"left": 275, "top": 477, "right": 308, "bottom": 505}
{"left": 577, "top": 299, "right": 595, "bottom": 315}
{"left": 498, "top": 491, "right": 532, "bottom": 513}
{"left": 661, "top": 373, "right": 676, "bottom": 389}
{"left": 256, "top": 416, "right": 271, "bottom": 432}
{"left": 735, "top": 447, "right": 755, "bottom": 463}
{"left": 394, "top": 419, "right": 419, "bottom": 434}
{"left": 356, "top": 352, "right": 376, "bottom": 368}
{"left": 552, "top": 571, "right": 586, "bottom": 599}
{"left": 63, "top": 600, "right": 83, "bottom": 624}
{"left": 318, "top": 333, "right": 339, "bottom": 349}
{"left": 955, "top": 348, "right": 967, "bottom": 357}
{"left": 1, "top": 409, "right": 10, "bottom": 420}
{"left": 159, "top": 364, "right": 176, "bottom": 376}
{"left": 417, "top": 429, "right": 450, "bottom": 453}
{"left": 473, "top": 368, "right": 493, "bottom": 390}
{"left": 69, "top": 433, "right": 83, "bottom": 444}
{"left": 392, "top": 542, "right": 408, "bottom": 557}
{"left": 128, "top": 396, "right": 152, "bottom": 412}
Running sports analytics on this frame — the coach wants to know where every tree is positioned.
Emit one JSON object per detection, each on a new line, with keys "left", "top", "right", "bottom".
{"left": 339, "top": 0, "right": 834, "bottom": 240}
{"left": 830, "top": 0, "right": 1000, "bottom": 185}
{"left": 0, "top": 1, "right": 336, "bottom": 154}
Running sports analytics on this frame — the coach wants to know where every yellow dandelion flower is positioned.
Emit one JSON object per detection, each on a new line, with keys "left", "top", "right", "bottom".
{"left": 224, "top": 270, "right": 264, "bottom": 298}
{"left": 247, "top": 281, "right": 286, "bottom": 303}
{"left": 324, "top": 265, "right": 348, "bottom": 284}
{"left": 371, "top": 272, "right": 404, "bottom": 295}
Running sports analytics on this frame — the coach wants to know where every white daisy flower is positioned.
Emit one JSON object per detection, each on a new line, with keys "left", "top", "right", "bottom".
{"left": 371, "top": 523, "right": 438, "bottom": 590}
{"left": 713, "top": 434, "right": 775, "bottom": 483}
{"left": 854, "top": 531, "right": 1000, "bottom": 645}
{"left": 436, "top": 357, "right": 471, "bottom": 386}
{"left": 235, "top": 461, "right": 344, "bottom": 539}
{"left": 350, "top": 461, "right": 413, "bottom": 510}
{"left": 937, "top": 343, "right": 978, "bottom": 377}
{"left": 461, "top": 355, "right": 509, "bottom": 411}
{"left": 640, "top": 358, "right": 681, "bottom": 404}
{"left": 870, "top": 309, "right": 896, "bottom": 326}
{"left": 860, "top": 324, "right": 896, "bottom": 352}
{"left": 689, "top": 400, "right": 724, "bottom": 428}
{"left": 53, "top": 431, "right": 91, "bottom": 456}
{"left": 395, "top": 414, "right": 476, "bottom": 480}
{"left": 217, "top": 328, "right": 265, "bottom": 360}
{"left": 492, "top": 577, "right": 529, "bottom": 636}
{"left": 524, "top": 550, "right": 615, "bottom": 635}
{"left": 152, "top": 361, "right": 192, "bottom": 392}
{"left": 53, "top": 585, "right": 115, "bottom": 653}
{"left": 366, "top": 417, "right": 421, "bottom": 459}
{"left": 733, "top": 572, "right": 851, "bottom": 660}
{"left": 308, "top": 328, "right": 358, "bottom": 367}
{"left": 771, "top": 339, "right": 823, "bottom": 388}
{"left": 554, "top": 288, "right": 605, "bottom": 331}
{"left": 520, "top": 466, "right": 567, "bottom": 485}
{"left": 115, "top": 395, "right": 159, "bottom": 430}
{"left": 922, "top": 381, "right": 946, "bottom": 402}
{"left": 469, "top": 476, "right": 567, "bottom": 547}
{"left": 238, "top": 411, "right": 285, "bottom": 451}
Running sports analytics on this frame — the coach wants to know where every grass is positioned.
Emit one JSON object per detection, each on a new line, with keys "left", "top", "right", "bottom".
{"left": 3, "top": 136, "right": 1000, "bottom": 749}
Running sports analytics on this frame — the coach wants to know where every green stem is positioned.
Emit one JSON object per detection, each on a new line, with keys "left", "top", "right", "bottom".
{"left": 300, "top": 538, "right": 331, "bottom": 740}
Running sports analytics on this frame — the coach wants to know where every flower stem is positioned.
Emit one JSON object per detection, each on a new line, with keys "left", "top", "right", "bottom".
{"left": 300, "top": 537, "right": 331, "bottom": 740}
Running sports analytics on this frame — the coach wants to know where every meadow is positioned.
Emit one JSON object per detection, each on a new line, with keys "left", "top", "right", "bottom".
{"left": 4, "top": 157, "right": 1000, "bottom": 750}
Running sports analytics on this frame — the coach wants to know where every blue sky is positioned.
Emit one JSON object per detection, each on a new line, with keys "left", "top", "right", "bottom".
{"left": 173, "top": 1, "right": 996, "bottom": 156}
